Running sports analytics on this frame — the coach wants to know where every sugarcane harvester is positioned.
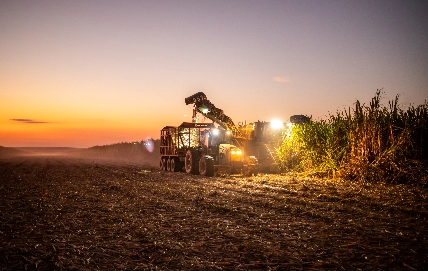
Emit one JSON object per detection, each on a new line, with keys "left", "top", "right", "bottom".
{"left": 159, "top": 92, "right": 258, "bottom": 176}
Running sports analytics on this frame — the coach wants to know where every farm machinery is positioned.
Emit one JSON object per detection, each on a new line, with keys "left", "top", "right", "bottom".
{"left": 159, "top": 92, "right": 307, "bottom": 176}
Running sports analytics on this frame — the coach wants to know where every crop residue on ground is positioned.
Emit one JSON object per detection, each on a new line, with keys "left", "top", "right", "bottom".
{"left": 0, "top": 149, "right": 427, "bottom": 270}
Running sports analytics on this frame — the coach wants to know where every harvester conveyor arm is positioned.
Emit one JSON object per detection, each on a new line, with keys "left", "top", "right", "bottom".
{"left": 184, "top": 92, "right": 243, "bottom": 138}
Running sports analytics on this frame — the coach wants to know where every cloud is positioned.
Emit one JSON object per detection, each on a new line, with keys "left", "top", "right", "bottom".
{"left": 273, "top": 76, "right": 290, "bottom": 83}
{"left": 11, "top": 119, "right": 50, "bottom": 124}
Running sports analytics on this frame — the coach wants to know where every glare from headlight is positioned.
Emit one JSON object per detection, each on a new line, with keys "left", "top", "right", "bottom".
{"left": 212, "top": 129, "right": 219, "bottom": 135}
{"left": 271, "top": 119, "right": 284, "bottom": 130}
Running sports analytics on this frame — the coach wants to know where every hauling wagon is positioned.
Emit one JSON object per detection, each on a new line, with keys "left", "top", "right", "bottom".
{"left": 159, "top": 92, "right": 258, "bottom": 176}
{"left": 160, "top": 121, "right": 257, "bottom": 176}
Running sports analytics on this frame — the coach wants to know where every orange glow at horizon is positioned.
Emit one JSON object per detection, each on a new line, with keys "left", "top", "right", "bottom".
{"left": 1, "top": 124, "right": 160, "bottom": 148}
{"left": 0, "top": 75, "right": 181, "bottom": 147}
{"left": 0, "top": 83, "right": 197, "bottom": 147}
{"left": 0, "top": 117, "right": 161, "bottom": 148}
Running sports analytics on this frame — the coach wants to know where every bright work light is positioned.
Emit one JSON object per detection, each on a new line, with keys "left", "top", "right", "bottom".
{"left": 270, "top": 119, "right": 284, "bottom": 130}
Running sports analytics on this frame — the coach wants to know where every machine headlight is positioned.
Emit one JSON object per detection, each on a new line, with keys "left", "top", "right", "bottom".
{"left": 231, "top": 149, "right": 242, "bottom": 155}
{"left": 270, "top": 119, "right": 284, "bottom": 130}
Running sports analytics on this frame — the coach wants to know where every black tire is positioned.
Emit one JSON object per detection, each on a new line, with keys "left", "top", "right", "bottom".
{"left": 159, "top": 157, "right": 165, "bottom": 171}
{"left": 185, "top": 150, "right": 200, "bottom": 174}
{"left": 242, "top": 156, "right": 258, "bottom": 176}
{"left": 242, "top": 165, "right": 258, "bottom": 177}
{"left": 166, "top": 158, "right": 171, "bottom": 171}
{"left": 170, "top": 157, "right": 179, "bottom": 172}
{"left": 199, "top": 156, "right": 215, "bottom": 177}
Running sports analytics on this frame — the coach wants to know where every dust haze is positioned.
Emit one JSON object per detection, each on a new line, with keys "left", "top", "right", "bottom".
{"left": 0, "top": 142, "right": 160, "bottom": 167}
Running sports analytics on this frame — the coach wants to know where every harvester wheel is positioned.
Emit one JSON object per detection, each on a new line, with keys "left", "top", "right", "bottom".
{"left": 159, "top": 157, "right": 165, "bottom": 171}
{"left": 242, "top": 156, "right": 259, "bottom": 176}
{"left": 166, "top": 158, "right": 171, "bottom": 171}
{"left": 199, "top": 156, "right": 215, "bottom": 177}
{"left": 242, "top": 165, "right": 258, "bottom": 177}
{"left": 170, "top": 157, "right": 177, "bottom": 172}
{"left": 185, "top": 150, "right": 200, "bottom": 174}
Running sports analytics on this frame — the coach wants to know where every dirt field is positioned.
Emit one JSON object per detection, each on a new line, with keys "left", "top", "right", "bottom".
{"left": 1, "top": 147, "right": 427, "bottom": 270}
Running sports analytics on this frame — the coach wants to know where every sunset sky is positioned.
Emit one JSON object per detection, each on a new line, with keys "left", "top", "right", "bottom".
{"left": 1, "top": 0, "right": 427, "bottom": 147}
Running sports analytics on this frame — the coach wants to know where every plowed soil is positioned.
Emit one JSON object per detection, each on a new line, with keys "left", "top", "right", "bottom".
{"left": 1, "top": 148, "right": 427, "bottom": 270}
